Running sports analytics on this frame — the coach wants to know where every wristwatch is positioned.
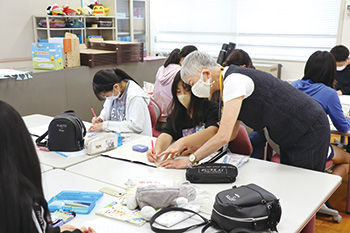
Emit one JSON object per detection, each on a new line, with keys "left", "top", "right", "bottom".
{"left": 189, "top": 153, "right": 198, "bottom": 166}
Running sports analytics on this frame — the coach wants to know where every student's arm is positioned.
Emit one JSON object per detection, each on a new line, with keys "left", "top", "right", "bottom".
{"left": 146, "top": 133, "right": 173, "bottom": 162}
{"left": 327, "top": 92, "right": 350, "bottom": 132}
{"left": 103, "top": 97, "right": 149, "bottom": 134}
{"left": 162, "top": 125, "right": 218, "bottom": 160}
{"left": 159, "top": 96, "right": 244, "bottom": 169}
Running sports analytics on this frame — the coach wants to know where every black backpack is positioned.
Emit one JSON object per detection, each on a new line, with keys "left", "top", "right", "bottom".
{"left": 202, "top": 183, "right": 282, "bottom": 233}
{"left": 36, "top": 110, "right": 86, "bottom": 152}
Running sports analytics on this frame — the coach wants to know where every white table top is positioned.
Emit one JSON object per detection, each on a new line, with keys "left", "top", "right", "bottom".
{"left": 23, "top": 114, "right": 141, "bottom": 169}
{"left": 41, "top": 164, "right": 53, "bottom": 173}
{"left": 66, "top": 135, "right": 342, "bottom": 233}
{"left": 43, "top": 169, "right": 210, "bottom": 233}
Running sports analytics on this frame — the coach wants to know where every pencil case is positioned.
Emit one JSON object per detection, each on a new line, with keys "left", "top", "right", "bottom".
{"left": 84, "top": 132, "right": 122, "bottom": 155}
{"left": 186, "top": 163, "right": 238, "bottom": 183}
{"left": 47, "top": 190, "right": 103, "bottom": 214}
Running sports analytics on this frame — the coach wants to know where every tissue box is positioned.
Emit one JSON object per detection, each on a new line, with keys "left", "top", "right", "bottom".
{"left": 31, "top": 43, "right": 63, "bottom": 70}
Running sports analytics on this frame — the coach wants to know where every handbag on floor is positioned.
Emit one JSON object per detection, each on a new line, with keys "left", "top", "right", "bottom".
{"left": 36, "top": 110, "right": 86, "bottom": 151}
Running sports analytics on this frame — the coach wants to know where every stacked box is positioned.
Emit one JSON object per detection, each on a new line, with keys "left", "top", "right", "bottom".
{"left": 80, "top": 47, "right": 118, "bottom": 67}
{"left": 88, "top": 41, "right": 144, "bottom": 64}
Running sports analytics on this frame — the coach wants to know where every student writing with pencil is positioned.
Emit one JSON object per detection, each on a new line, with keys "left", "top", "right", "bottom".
{"left": 147, "top": 71, "right": 219, "bottom": 163}
{"left": 89, "top": 68, "right": 152, "bottom": 136}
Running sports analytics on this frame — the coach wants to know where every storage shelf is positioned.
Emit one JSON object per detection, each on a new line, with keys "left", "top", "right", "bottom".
{"left": 86, "top": 27, "right": 116, "bottom": 30}
{"left": 33, "top": 15, "right": 117, "bottom": 43}
{"left": 37, "top": 27, "right": 84, "bottom": 30}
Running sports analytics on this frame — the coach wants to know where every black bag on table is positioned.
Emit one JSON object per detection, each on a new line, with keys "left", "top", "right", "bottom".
{"left": 36, "top": 110, "right": 86, "bottom": 152}
{"left": 202, "top": 183, "right": 282, "bottom": 233}
{"left": 185, "top": 150, "right": 238, "bottom": 184}
{"left": 186, "top": 163, "right": 238, "bottom": 183}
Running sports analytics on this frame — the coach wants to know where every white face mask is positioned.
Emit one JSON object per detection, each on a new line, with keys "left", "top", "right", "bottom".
{"left": 191, "top": 72, "right": 214, "bottom": 98}
{"left": 105, "top": 87, "right": 120, "bottom": 101}
{"left": 337, "top": 64, "right": 348, "bottom": 71}
{"left": 177, "top": 94, "right": 191, "bottom": 109}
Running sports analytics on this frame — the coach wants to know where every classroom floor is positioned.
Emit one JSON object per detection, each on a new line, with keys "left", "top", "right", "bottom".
{"left": 315, "top": 135, "right": 350, "bottom": 232}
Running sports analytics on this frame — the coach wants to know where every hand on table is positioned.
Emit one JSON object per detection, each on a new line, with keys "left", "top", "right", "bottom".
{"left": 159, "top": 157, "right": 190, "bottom": 169}
{"left": 88, "top": 123, "right": 103, "bottom": 132}
{"left": 146, "top": 148, "right": 159, "bottom": 164}
{"left": 80, "top": 226, "right": 97, "bottom": 233}
{"left": 91, "top": 117, "right": 103, "bottom": 125}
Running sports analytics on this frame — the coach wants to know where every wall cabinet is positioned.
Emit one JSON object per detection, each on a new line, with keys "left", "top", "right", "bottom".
{"left": 116, "top": 0, "right": 149, "bottom": 54}
{"left": 32, "top": 15, "right": 116, "bottom": 44}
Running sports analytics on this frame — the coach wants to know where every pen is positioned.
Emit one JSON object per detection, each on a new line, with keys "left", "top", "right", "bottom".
{"left": 101, "top": 154, "right": 157, "bottom": 168}
{"left": 91, "top": 108, "right": 97, "bottom": 118}
{"left": 55, "top": 151, "right": 68, "bottom": 158}
{"left": 151, "top": 140, "right": 157, "bottom": 164}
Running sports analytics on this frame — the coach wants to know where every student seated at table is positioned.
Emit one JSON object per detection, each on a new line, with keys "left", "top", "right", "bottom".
{"left": 158, "top": 50, "right": 330, "bottom": 171}
{"left": 89, "top": 68, "right": 152, "bottom": 136}
{"left": 153, "top": 45, "right": 198, "bottom": 129}
{"left": 147, "top": 71, "right": 219, "bottom": 162}
{"left": 0, "top": 100, "right": 96, "bottom": 233}
{"left": 330, "top": 45, "right": 350, "bottom": 95}
{"left": 291, "top": 50, "right": 350, "bottom": 179}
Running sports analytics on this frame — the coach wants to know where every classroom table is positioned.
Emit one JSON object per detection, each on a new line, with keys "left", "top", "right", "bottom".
{"left": 22, "top": 114, "right": 140, "bottom": 169}
{"left": 41, "top": 164, "right": 53, "bottom": 173}
{"left": 66, "top": 135, "right": 342, "bottom": 233}
{"left": 43, "top": 169, "right": 211, "bottom": 233}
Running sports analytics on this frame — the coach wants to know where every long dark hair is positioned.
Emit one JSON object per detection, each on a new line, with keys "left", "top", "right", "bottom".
{"left": 164, "top": 48, "right": 181, "bottom": 67}
{"left": 223, "top": 49, "right": 254, "bottom": 68}
{"left": 302, "top": 51, "right": 336, "bottom": 88}
{"left": 180, "top": 45, "right": 198, "bottom": 58}
{"left": 93, "top": 68, "right": 138, "bottom": 101}
{"left": 0, "top": 101, "right": 49, "bottom": 233}
{"left": 168, "top": 71, "right": 212, "bottom": 132}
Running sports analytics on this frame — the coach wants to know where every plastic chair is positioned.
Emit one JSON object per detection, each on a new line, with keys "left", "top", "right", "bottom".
{"left": 228, "top": 125, "right": 253, "bottom": 156}
{"left": 147, "top": 98, "right": 162, "bottom": 137}
{"left": 270, "top": 153, "right": 342, "bottom": 223}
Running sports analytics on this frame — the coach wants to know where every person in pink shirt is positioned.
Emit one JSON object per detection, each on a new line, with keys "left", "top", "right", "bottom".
{"left": 153, "top": 45, "right": 197, "bottom": 130}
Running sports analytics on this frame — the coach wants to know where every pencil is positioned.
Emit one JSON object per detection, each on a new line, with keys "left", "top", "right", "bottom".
{"left": 91, "top": 108, "right": 97, "bottom": 118}
{"left": 151, "top": 140, "right": 156, "bottom": 164}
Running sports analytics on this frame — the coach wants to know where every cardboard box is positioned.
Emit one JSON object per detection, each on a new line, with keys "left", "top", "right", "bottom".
{"left": 31, "top": 43, "right": 63, "bottom": 70}
{"left": 63, "top": 33, "right": 80, "bottom": 68}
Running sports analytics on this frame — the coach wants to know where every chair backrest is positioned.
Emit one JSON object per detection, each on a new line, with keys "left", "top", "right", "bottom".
{"left": 270, "top": 153, "right": 334, "bottom": 170}
{"left": 228, "top": 125, "right": 253, "bottom": 156}
{"left": 148, "top": 98, "right": 162, "bottom": 128}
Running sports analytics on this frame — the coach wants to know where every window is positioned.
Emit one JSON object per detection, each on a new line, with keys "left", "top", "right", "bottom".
{"left": 150, "top": 0, "right": 342, "bottom": 61}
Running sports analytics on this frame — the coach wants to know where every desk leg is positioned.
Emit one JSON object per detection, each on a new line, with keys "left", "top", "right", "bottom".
{"left": 301, "top": 215, "right": 315, "bottom": 233}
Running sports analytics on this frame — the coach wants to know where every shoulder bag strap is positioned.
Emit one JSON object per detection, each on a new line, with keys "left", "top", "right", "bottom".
{"left": 150, "top": 207, "right": 209, "bottom": 233}
{"left": 35, "top": 130, "right": 49, "bottom": 148}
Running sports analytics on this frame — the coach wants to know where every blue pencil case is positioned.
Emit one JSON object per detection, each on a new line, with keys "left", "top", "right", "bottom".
{"left": 47, "top": 190, "right": 103, "bottom": 214}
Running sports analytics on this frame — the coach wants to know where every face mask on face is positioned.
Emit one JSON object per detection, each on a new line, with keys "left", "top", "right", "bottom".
{"left": 105, "top": 86, "right": 120, "bottom": 101}
{"left": 177, "top": 94, "right": 191, "bottom": 109}
{"left": 191, "top": 72, "right": 214, "bottom": 98}
{"left": 337, "top": 64, "right": 348, "bottom": 71}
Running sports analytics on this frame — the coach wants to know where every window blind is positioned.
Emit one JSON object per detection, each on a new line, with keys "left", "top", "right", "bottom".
{"left": 150, "top": 0, "right": 341, "bottom": 61}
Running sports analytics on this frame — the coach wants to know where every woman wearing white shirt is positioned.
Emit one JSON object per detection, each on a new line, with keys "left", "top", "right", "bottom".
{"left": 158, "top": 51, "right": 330, "bottom": 172}
{"left": 89, "top": 69, "right": 152, "bottom": 136}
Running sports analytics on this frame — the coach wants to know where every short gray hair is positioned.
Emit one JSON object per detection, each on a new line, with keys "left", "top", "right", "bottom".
{"left": 180, "top": 51, "right": 219, "bottom": 83}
